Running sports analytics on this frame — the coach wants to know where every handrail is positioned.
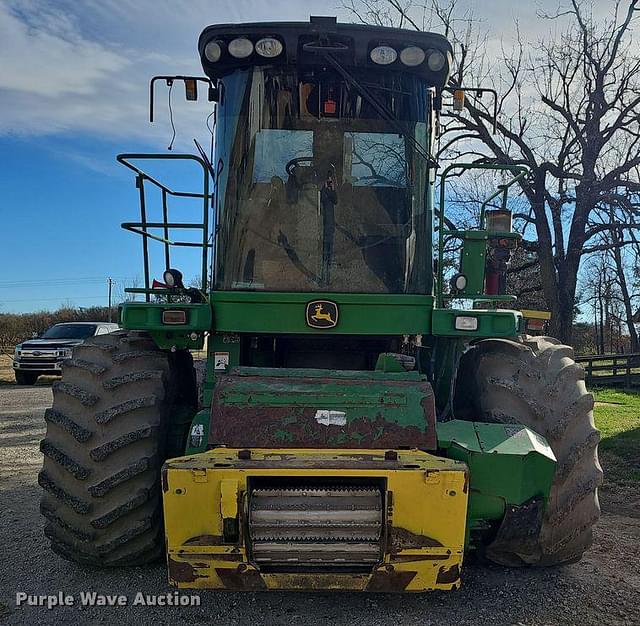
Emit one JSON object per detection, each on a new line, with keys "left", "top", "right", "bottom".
{"left": 116, "top": 153, "right": 213, "bottom": 302}
{"left": 436, "top": 162, "right": 530, "bottom": 308}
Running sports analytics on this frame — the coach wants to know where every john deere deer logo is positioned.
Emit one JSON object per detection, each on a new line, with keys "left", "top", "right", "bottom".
{"left": 306, "top": 300, "right": 339, "bottom": 329}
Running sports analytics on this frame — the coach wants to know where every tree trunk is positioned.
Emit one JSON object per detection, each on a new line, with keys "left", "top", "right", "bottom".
{"left": 611, "top": 230, "right": 639, "bottom": 352}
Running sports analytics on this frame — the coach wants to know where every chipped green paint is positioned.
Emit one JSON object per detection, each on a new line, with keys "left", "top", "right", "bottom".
{"left": 207, "top": 367, "right": 438, "bottom": 450}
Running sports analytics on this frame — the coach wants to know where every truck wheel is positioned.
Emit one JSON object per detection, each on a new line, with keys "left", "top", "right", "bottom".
{"left": 15, "top": 371, "right": 39, "bottom": 385}
{"left": 39, "top": 330, "right": 196, "bottom": 566}
{"left": 455, "top": 336, "right": 602, "bottom": 566}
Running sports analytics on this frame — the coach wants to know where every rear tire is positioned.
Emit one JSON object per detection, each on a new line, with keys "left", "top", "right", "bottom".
{"left": 456, "top": 336, "right": 602, "bottom": 566}
{"left": 39, "top": 330, "right": 196, "bottom": 566}
{"left": 15, "top": 371, "right": 39, "bottom": 385}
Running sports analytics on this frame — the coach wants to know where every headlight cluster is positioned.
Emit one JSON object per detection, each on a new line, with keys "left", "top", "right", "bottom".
{"left": 370, "top": 44, "right": 446, "bottom": 70}
{"left": 204, "top": 37, "right": 284, "bottom": 62}
{"left": 57, "top": 348, "right": 73, "bottom": 358}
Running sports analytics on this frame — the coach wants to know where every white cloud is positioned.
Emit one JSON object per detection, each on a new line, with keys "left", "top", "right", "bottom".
{"left": 0, "top": 0, "right": 631, "bottom": 142}
{"left": 0, "top": 0, "right": 338, "bottom": 142}
{"left": 0, "top": 4, "right": 128, "bottom": 97}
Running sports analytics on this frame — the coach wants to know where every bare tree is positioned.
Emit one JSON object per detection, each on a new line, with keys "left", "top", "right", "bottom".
{"left": 343, "top": 0, "right": 640, "bottom": 343}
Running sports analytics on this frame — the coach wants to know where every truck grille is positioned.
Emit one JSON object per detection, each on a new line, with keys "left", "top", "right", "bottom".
{"left": 248, "top": 482, "right": 383, "bottom": 572}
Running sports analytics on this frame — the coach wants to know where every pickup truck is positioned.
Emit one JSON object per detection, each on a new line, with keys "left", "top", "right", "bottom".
{"left": 13, "top": 322, "right": 119, "bottom": 385}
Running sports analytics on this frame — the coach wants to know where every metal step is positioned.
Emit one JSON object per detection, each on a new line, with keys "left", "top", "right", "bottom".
{"left": 248, "top": 484, "right": 383, "bottom": 570}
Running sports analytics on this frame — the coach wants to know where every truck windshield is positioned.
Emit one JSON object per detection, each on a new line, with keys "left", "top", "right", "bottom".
{"left": 41, "top": 324, "right": 97, "bottom": 339}
{"left": 214, "top": 66, "right": 433, "bottom": 294}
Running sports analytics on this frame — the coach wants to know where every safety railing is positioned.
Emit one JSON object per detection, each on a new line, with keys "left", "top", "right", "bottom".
{"left": 436, "top": 162, "right": 530, "bottom": 308}
{"left": 117, "top": 153, "right": 213, "bottom": 302}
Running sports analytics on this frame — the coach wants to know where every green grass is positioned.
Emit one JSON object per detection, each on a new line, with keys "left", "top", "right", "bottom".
{"left": 592, "top": 388, "right": 640, "bottom": 485}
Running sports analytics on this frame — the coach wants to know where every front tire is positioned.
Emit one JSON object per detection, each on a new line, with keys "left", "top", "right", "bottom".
{"left": 456, "top": 336, "right": 602, "bottom": 566}
{"left": 39, "top": 330, "right": 196, "bottom": 566}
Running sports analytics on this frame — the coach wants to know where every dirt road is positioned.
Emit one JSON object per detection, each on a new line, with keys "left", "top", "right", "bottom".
{"left": 0, "top": 384, "right": 638, "bottom": 625}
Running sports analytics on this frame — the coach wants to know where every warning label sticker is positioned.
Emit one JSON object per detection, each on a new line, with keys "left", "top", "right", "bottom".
{"left": 214, "top": 352, "right": 229, "bottom": 370}
{"left": 314, "top": 410, "right": 347, "bottom": 426}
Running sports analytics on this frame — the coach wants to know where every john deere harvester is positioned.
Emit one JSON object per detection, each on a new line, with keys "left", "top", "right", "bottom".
{"left": 39, "top": 17, "right": 601, "bottom": 592}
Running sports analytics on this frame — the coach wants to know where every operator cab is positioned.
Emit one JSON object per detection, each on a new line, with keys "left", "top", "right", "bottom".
{"left": 200, "top": 18, "right": 452, "bottom": 296}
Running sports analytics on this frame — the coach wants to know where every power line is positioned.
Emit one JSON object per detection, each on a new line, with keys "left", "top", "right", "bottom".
{"left": 0, "top": 295, "right": 110, "bottom": 304}
{"left": 0, "top": 276, "right": 137, "bottom": 288}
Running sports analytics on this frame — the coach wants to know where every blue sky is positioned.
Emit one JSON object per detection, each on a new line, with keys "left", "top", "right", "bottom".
{"left": 0, "top": 0, "right": 608, "bottom": 313}
{"left": 0, "top": 0, "right": 342, "bottom": 312}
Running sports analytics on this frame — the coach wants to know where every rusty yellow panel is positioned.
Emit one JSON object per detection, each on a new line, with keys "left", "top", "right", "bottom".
{"left": 219, "top": 479, "right": 238, "bottom": 519}
{"left": 162, "top": 448, "right": 468, "bottom": 592}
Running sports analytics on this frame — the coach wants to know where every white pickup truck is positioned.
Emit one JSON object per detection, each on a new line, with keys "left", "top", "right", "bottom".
{"left": 13, "top": 321, "right": 119, "bottom": 385}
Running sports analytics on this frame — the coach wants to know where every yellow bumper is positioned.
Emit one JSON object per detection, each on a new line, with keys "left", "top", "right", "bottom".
{"left": 162, "top": 448, "right": 469, "bottom": 592}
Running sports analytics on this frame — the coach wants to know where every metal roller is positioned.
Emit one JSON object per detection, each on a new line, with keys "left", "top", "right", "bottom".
{"left": 248, "top": 485, "right": 383, "bottom": 570}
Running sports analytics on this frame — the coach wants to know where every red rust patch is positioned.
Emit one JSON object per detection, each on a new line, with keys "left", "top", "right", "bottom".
{"left": 366, "top": 569, "right": 417, "bottom": 592}
{"left": 215, "top": 567, "right": 267, "bottom": 590}
{"left": 168, "top": 558, "right": 205, "bottom": 583}
{"left": 390, "top": 527, "right": 444, "bottom": 554}
{"left": 208, "top": 374, "right": 437, "bottom": 450}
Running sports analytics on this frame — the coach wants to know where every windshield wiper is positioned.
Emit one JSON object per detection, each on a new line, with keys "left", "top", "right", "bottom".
{"left": 321, "top": 52, "right": 439, "bottom": 169}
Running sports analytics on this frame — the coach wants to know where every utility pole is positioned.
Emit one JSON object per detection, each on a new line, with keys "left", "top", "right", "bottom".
{"left": 107, "top": 277, "right": 113, "bottom": 322}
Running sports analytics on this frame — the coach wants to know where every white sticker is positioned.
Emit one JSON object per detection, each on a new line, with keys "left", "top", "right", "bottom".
{"left": 214, "top": 352, "right": 229, "bottom": 370}
{"left": 314, "top": 410, "right": 347, "bottom": 426}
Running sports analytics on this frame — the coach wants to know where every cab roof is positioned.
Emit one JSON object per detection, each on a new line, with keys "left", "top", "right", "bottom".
{"left": 198, "top": 16, "right": 453, "bottom": 90}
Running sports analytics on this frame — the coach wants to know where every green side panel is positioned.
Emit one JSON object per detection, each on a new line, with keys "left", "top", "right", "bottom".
{"left": 459, "top": 237, "right": 486, "bottom": 297}
{"left": 431, "top": 308, "right": 522, "bottom": 337}
{"left": 437, "top": 420, "right": 556, "bottom": 533}
{"left": 119, "top": 302, "right": 212, "bottom": 350}
{"left": 210, "top": 291, "right": 434, "bottom": 335}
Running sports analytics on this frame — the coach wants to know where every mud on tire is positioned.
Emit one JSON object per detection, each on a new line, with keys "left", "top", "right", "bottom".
{"left": 39, "top": 330, "right": 196, "bottom": 566}
{"left": 456, "top": 336, "right": 602, "bottom": 566}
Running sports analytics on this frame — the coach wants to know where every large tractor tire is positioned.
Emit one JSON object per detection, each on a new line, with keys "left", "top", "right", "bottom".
{"left": 456, "top": 335, "right": 602, "bottom": 566}
{"left": 39, "top": 330, "right": 196, "bottom": 566}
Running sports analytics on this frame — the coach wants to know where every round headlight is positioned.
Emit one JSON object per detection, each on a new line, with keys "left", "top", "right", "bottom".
{"left": 204, "top": 41, "right": 222, "bottom": 63}
{"left": 426, "top": 49, "right": 446, "bottom": 72}
{"left": 255, "top": 37, "right": 283, "bottom": 58}
{"left": 400, "top": 46, "right": 425, "bottom": 67}
{"left": 228, "top": 37, "right": 254, "bottom": 59}
{"left": 450, "top": 273, "right": 468, "bottom": 291}
{"left": 370, "top": 45, "right": 397, "bottom": 65}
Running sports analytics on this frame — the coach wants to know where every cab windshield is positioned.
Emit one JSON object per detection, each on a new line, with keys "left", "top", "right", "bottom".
{"left": 41, "top": 324, "right": 97, "bottom": 340}
{"left": 214, "top": 66, "right": 433, "bottom": 294}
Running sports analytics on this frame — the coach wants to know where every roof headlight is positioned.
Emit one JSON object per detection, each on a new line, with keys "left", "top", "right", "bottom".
{"left": 370, "top": 45, "right": 397, "bottom": 65}
{"left": 255, "top": 37, "right": 283, "bottom": 58}
{"left": 204, "top": 40, "right": 223, "bottom": 62}
{"left": 400, "top": 46, "right": 425, "bottom": 67}
{"left": 228, "top": 37, "right": 254, "bottom": 59}
{"left": 426, "top": 49, "right": 446, "bottom": 71}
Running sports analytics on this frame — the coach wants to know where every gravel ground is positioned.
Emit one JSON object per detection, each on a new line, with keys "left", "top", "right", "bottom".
{"left": 0, "top": 384, "right": 638, "bottom": 626}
